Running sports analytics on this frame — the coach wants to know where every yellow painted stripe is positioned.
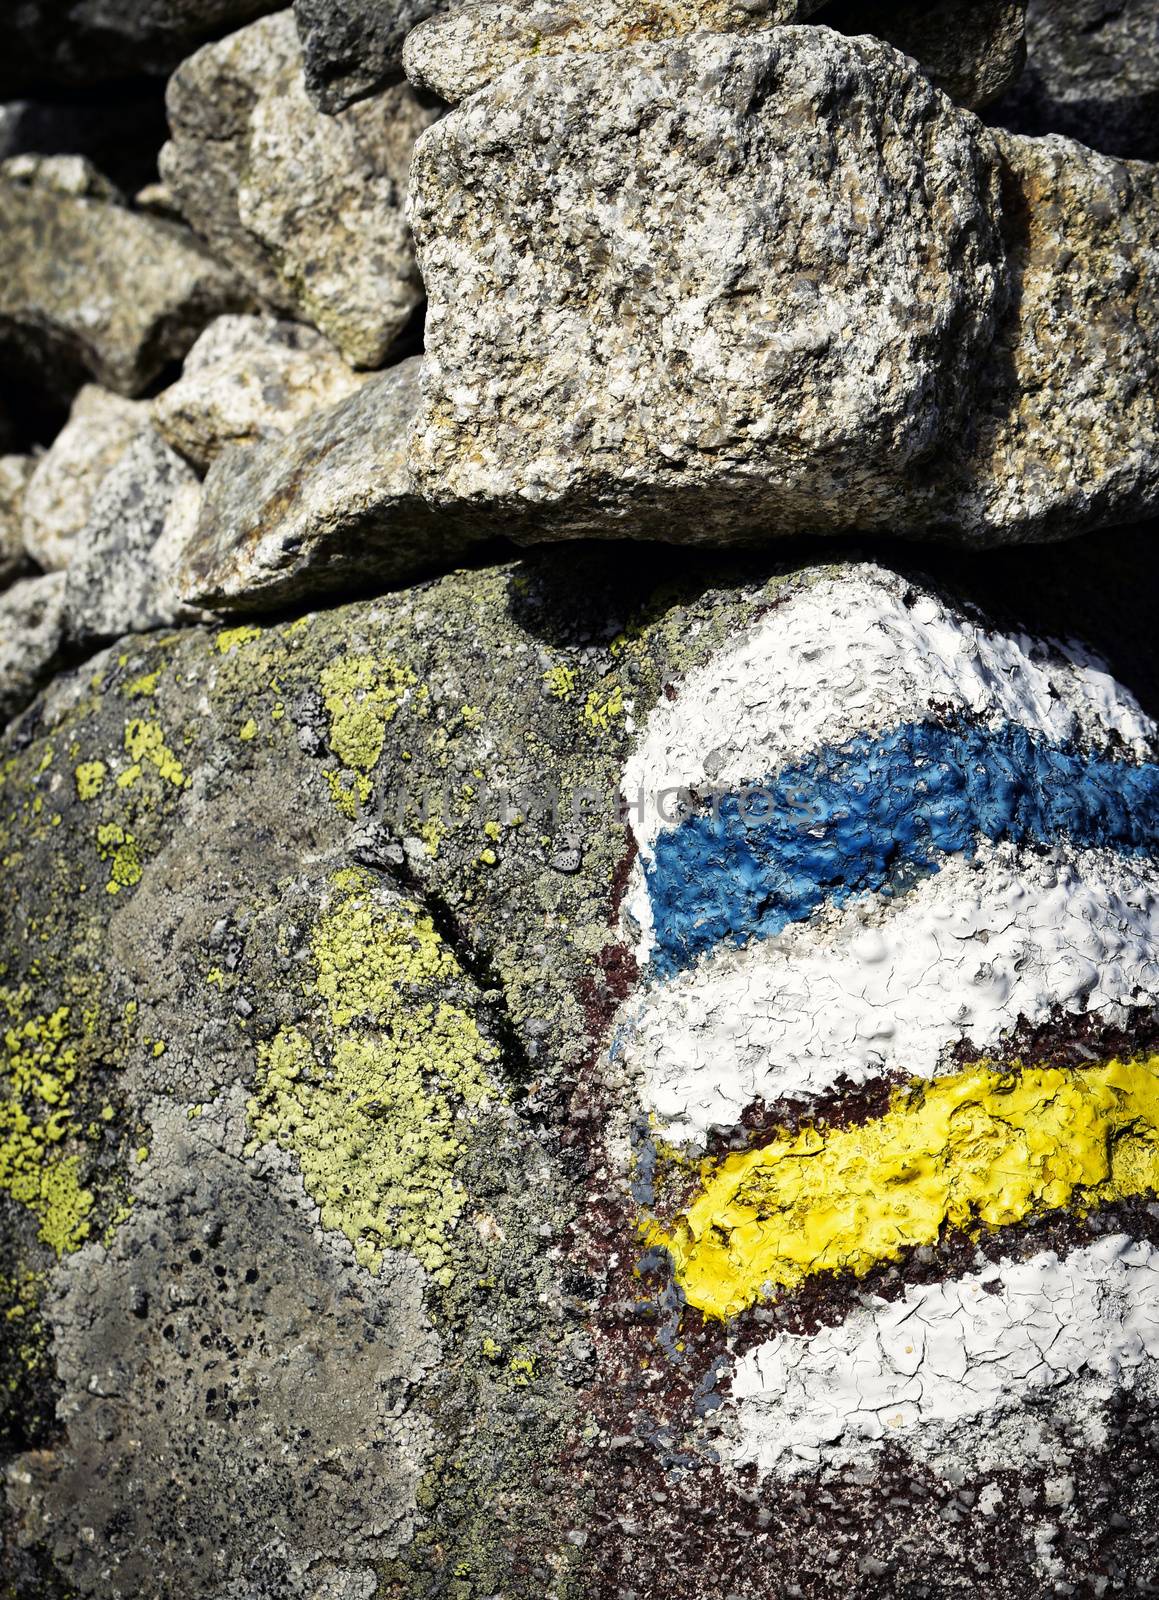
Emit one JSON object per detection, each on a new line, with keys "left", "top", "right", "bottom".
{"left": 651, "top": 1058, "right": 1159, "bottom": 1321}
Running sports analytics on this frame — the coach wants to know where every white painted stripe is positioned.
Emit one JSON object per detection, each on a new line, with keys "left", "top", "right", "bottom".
{"left": 727, "top": 1234, "right": 1159, "bottom": 1479}
{"left": 622, "top": 566, "right": 1157, "bottom": 852}
{"left": 619, "top": 842, "right": 1159, "bottom": 1149}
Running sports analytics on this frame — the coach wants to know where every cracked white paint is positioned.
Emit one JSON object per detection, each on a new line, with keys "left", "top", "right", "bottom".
{"left": 620, "top": 841, "right": 1159, "bottom": 1148}
{"left": 728, "top": 1235, "right": 1159, "bottom": 1478}
{"left": 621, "top": 565, "right": 1156, "bottom": 856}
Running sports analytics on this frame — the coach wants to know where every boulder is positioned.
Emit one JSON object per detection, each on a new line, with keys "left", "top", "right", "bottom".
{"left": 403, "top": 0, "right": 1024, "bottom": 108}
{"left": 179, "top": 355, "right": 485, "bottom": 610}
{"left": 0, "top": 456, "right": 34, "bottom": 589}
{"left": 152, "top": 315, "right": 367, "bottom": 471}
{"left": 0, "top": 0, "right": 283, "bottom": 94}
{"left": 22, "top": 387, "right": 150, "bottom": 573}
{"left": 406, "top": 28, "right": 1158, "bottom": 546}
{"left": 64, "top": 431, "right": 208, "bottom": 646}
{"left": 994, "top": 0, "right": 1159, "bottom": 163}
{"left": 0, "top": 156, "right": 249, "bottom": 402}
{"left": 160, "top": 10, "right": 440, "bottom": 369}
{"left": 4, "top": 538, "right": 1159, "bottom": 1590}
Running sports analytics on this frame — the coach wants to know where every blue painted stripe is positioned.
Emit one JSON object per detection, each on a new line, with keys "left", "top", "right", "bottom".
{"left": 643, "top": 719, "right": 1159, "bottom": 977}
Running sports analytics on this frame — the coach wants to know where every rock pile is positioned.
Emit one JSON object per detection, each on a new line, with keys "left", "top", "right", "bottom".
{"left": 2, "top": 3, "right": 1159, "bottom": 1597}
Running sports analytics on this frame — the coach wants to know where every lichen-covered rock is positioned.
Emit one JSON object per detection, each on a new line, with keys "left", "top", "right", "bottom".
{"left": 0, "top": 157, "right": 249, "bottom": 402}
{"left": 293, "top": 0, "right": 447, "bottom": 109}
{"left": 153, "top": 314, "right": 367, "bottom": 471}
{"left": 22, "top": 387, "right": 149, "bottom": 573}
{"left": 403, "top": 0, "right": 1025, "bottom": 108}
{"left": 0, "top": 0, "right": 283, "bottom": 94}
{"left": 160, "top": 11, "right": 440, "bottom": 369}
{"left": 179, "top": 356, "right": 486, "bottom": 611}
{"left": 0, "top": 456, "right": 34, "bottom": 589}
{"left": 407, "top": 27, "right": 1159, "bottom": 547}
{"left": 64, "top": 431, "right": 207, "bottom": 646}
{"left": 0, "top": 572, "right": 69, "bottom": 723}
{"left": 994, "top": 0, "right": 1159, "bottom": 163}
{"left": 5, "top": 535, "right": 1159, "bottom": 1593}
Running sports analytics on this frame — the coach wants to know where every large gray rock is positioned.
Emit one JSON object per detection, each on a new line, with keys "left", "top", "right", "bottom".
{"left": 407, "top": 27, "right": 1159, "bottom": 547}
{"left": 0, "top": 572, "right": 69, "bottom": 725}
{"left": 0, "top": 156, "right": 249, "bottom": 402}
{"left": 160, "top": 11, "right": 440, "bottom": 369}
{"left": 403, "top": 0, "right": 1025, "bottom": 108}
{"left": 179, "top": 356, "right": 484, "bottom": 610}
{"left": 153, "top": 315, "right": 367, "bottom": 471}
{"left": 0, "top": 0, "right": 283, "bottom": 94}
{"left": 5, "top": 536, "right": 1159, "bottom": 1592}
{"left": 994, "top": 0, "right": 1159, "bottom": 163}
{"left": 22, "top": 386, "right": 150, "bottom": 573}
{"left": 64, "top": 431, "right": 207, "bottom": 646}
{"left": 0, "top": 456, "right": 34, "bottom": 589}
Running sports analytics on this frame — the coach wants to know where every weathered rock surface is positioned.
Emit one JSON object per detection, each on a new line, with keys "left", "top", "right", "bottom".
{"left": 403, "top": 0, "right": 1024, "bottom": 108}
{"left": 0, "top": 157, "right": 248, "bottom": 403}
{"left": 5, "top": 536, "right": 1159, "bottom": 1595}
{"left": 0, "top": 456, "right": 34, "bottom": 588}
{"left": 294, "top": 0, "right": 446, "bottom": 109}
{"left": 994, "top": 0, "right": 1159, "bottom": 163}
{"left": 0, "top": 0, "right": 283, "bottom": 94}
{"left": 64, "top": 431, "right": 207, "bottom": 646}
{"left": 0, "top": 572, "right": 69, "bottom": 724}
{"left": 407, "top": 27, "right": 1158, "bottom": 547}
{"left": 153, "top": 314, "right": 367, "bottom": 471}
{"left": 179, "top": 355, "right": 486, "bottom": 610}
{"left": 161, "top": 11, "right": 440, "bottom": 369}
{"left": 22, "top": 386, "right": 150, "bottom": 573}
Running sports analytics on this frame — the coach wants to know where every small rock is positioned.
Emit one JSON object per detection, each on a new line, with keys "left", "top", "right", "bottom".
{"left": 65, "top": 431, "right": 208, "bottom": 646}
{"left": 22, "top": 386, "right": 149, "bottom": 572}
{"left": 293, "top": 0, "right": 448, "bottom": 111}
{"left": 153, "top": 314, "right": 366, "bottom": 471}
{"left": 0, "top": 572, "right": 69, "bottom": 725}
{"left": 160, "top": 10, "right": 440, "bottom": 368}
{"left": 179, "top": 355, "right": 485, "bottom": 612}
{"left": 0, "top": 455, "right": 35, "bottom": 588}
{"left": 0, "top": 157, "right": 249, "bottom": 401}
{"left": 0, "top": 86, "right": 170, "bottom": 198}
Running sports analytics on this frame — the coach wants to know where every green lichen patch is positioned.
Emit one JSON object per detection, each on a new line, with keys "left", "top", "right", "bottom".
{"left": 321, "top": 652, "right": 417, "bottom": 773}
{"left": 246, "top": 879, "right": 498, "bottom": 1281}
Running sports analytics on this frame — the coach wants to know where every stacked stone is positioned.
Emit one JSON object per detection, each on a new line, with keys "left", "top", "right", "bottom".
{"left": 1, "top": 4, "right": 1159, "bottom": 1598}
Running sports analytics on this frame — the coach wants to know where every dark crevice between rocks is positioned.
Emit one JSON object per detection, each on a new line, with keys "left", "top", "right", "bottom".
{"left": 346, "top": 830, "right": 536, "bottom": 1098}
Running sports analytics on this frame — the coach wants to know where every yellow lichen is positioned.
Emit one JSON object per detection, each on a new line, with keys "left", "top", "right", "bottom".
{"left": 119, "top": 718, "right": 187, "bottom": 789}
{"left": 74, "top": 760, "right": 106, "bottom": 801}
{"left": 582, "top": 683, "right": 625, "bottom": 734}
{"left": 216, "top": 624, "right": 264, "bottom": 654}
{"left": 238, "top": 718, "right": 258, "bottom": 742}
{"left": 655, "top": 1056, "right": 1159, "bottom": 1320}
{"left": 321, "top": 653, "right": 416, "bottom": 775}
{"left": 95, "top": 822, "right": 142, "bottom": 895}
{"left": 123, "top": 670, "right": 160, "bottom": 698}
{"left": 246, "top": 883, "right": 496, "bottom": 1281}
{"left": 543, "top": 665, "right": 576, "bottom": 700}
{"left": 0, "top": 997, "right": 94, "bottom": 1255}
